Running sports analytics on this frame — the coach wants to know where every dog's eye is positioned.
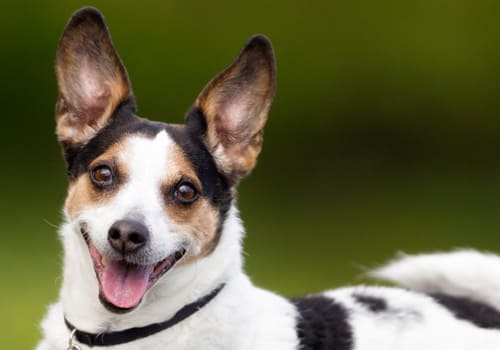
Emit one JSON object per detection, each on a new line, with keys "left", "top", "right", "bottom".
{"left": 90, "top": 164, "right": 114, "bottom": 188}
{"left": 174, "top": 182, "right": 199, "bottom": 204}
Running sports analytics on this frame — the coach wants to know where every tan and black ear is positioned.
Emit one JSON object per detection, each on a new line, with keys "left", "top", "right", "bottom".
{"left": 55, "top": 7, "right": 133, "bottom": 147}
{"left": 193, "top": 35, "right": 276, "bottom": 184}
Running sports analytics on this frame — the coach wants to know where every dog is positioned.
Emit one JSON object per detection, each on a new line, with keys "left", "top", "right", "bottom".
{"left": 37, "top": 7, "right": 500, "bottom": 350}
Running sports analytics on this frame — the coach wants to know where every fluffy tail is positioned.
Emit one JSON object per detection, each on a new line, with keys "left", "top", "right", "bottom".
{"left": 370, "top": 249, "right": 500, "bottom": 310}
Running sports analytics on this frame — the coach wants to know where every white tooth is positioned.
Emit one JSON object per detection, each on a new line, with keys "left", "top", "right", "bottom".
{"left": 101, "top": 256, "right": 107, "bottom": 267}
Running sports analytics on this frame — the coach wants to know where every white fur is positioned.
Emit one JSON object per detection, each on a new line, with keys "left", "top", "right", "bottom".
{"left": 328, "top": 286, "right": 500, "bottom": 350}
{"left": 37, "top": 131, "right": 299, "bottom": 349}
{"left": 371, "top": 249, "right": 500, "bottom": 310}
{"left": 37, "top": 203, "right": 300, "bottom": 350}
{"left": 37, "top": 132, "right": 500, "bottom": 349}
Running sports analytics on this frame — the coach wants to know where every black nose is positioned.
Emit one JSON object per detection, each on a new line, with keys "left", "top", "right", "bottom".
{"left": 108, "top": 219, "right": 150, "bottom": 254}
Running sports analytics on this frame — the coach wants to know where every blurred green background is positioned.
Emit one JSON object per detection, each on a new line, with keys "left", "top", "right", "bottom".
{"left": 2, "top": 0, "right": 500, "bottom": 347}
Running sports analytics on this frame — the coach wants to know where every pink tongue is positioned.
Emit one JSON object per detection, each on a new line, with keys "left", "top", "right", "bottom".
{"left": 100, "top": 260, "right": 152, "bottom": 309}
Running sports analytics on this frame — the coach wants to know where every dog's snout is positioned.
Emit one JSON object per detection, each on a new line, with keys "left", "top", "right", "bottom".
{"left": 108, "top": 219, "right": 149, "bottom": 254}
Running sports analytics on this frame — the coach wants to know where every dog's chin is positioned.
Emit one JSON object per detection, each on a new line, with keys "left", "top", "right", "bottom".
{"left": 81, "top": 231, "right": 187, "bottom": 313}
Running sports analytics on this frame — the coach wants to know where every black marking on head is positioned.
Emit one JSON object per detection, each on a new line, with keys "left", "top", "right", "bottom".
{"left": 430, "top": 293, "right": 500, "bottom": 329}
{"left": 166, "top": 115, "right": 232, "bottom": 210}
{"left": 290, "top": 295, "right": 353, "bottom": 350}
{"left": 184, "top": 106, "right": 208, "bottom": 137}
{"left": 63, "top": 100, "right": 163, "bottom": 180}
{"left": 352, "top": 293, "right": 388, "bottom": 313}
{"left": 166, "top": 111, "right": 233, "bottom": 251}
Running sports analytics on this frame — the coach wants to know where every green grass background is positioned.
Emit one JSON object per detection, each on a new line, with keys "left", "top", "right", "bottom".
{"left": 2, "top": 0, "right": 500, "bottom": 347}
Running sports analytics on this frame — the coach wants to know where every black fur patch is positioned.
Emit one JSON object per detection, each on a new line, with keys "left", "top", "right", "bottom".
{"left": 352, "top": 294, "right": 388, "bottom": 312}
{"left": 291, "top": 295, "right": 353, "bottom": 350}
{"left": 167, "top": 107, "right": 231, "bottom": 213}
{"left": 431, "top": 293, "right": 500, "bottom": 329}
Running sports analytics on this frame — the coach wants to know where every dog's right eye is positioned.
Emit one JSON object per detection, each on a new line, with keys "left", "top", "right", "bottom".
{"left": 90, "top": 164, "right": 114, "bottom": 188}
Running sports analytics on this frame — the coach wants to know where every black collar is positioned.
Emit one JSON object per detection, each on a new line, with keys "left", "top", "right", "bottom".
{"left": 64, "top": 284, "right": 225, "bottom": 347}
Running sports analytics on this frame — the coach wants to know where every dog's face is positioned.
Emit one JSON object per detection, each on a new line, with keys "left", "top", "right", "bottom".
{"left": 55, "top": 8, "right": 275, "bottom": 313}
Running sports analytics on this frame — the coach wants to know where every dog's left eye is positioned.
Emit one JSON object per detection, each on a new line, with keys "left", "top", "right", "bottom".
{"left": 90, "top": 164, "right": 114, "bottom": 188}
{"left": 174, "top": 182, "right": 199, "bottom": 204}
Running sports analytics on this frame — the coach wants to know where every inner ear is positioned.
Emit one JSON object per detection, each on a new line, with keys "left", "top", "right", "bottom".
{"left": 193, "top": 35, "right": 276, "bottom": 184}
{"left": 55, "top": 7, "right": 133, "bottom": 147}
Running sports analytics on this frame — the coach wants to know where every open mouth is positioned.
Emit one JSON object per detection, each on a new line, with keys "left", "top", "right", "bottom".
{"left": 82, "top": 230, "right": 186, "bottom": 312}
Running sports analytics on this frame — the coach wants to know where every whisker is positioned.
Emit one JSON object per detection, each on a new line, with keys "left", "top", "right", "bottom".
{"left": 43, "top": 219, "right": 59, "bottom": 229}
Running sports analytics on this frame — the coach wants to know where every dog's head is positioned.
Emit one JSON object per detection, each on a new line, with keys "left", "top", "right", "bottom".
{"left": 55, "top": 7, "right": 275, "bottom": 313}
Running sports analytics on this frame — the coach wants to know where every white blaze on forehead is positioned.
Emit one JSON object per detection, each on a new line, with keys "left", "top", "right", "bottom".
{"left": 106, "top": 129, "right": 178, "bottom": 234}
{"left": 120, "top": 130, "right": 176, "bottom": 199}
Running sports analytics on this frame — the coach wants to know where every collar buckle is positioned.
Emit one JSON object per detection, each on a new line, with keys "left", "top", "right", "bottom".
{"left": 67, "top": 329, "right": 81, "bottom": 350}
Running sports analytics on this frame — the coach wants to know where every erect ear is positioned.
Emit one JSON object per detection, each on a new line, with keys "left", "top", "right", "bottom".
{"left": 55, "top": 7, "right": 133, "bottom": 149}
{"left": 191, "top": 35, "right": 276, "bottom": 185}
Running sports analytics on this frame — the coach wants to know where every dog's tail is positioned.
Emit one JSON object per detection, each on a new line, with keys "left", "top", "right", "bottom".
{"left": 370, "top": 249, "right": 500, "bottom": 310}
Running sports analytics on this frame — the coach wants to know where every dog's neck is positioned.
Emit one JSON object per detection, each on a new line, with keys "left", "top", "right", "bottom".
{"left": 59, "top": 204, "right": 245, "bottom": 332}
